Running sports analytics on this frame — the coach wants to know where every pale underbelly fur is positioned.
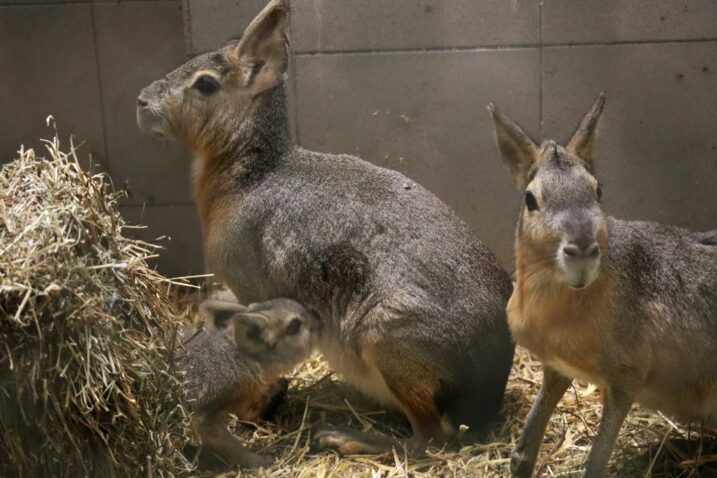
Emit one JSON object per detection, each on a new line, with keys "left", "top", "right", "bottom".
{"left": 317, "top": 335, "right": 400, "bottom": 410}
{"left": 546, "top": 357, "right": 717, "bottom": 426}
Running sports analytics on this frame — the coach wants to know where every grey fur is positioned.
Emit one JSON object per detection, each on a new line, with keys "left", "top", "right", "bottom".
{"left": 181, "top": 325, "right": 259, "bottom": 413}
{"left": 603, "top": 217, "right": 717, "bottom": 415}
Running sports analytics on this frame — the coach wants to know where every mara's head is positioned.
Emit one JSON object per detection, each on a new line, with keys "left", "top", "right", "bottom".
{"left": 136, "top": 0, "right": 289, "bottom": 157}
{"left": 200, "top": 298, "right": 318, "bottom": 361}
{"left": 489, "top": 94, "right": 608, "bottom": 290}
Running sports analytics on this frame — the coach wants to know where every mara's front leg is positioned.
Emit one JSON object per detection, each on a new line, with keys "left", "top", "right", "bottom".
{"left": 191, "top": 413, "right": 270, "bottom": 469}
{"left": 511, "top": 366, "right": 571, "bottom": 478}
{"left": 584, "top": 387, "right": 634, "bottom": 478}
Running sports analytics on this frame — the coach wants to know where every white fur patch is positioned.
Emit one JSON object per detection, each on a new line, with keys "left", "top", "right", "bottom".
{"left": 546, "top": 357, "right": 604, "bottom": 387}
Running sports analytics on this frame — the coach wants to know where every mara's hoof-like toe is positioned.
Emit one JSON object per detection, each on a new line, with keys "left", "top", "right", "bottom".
{"left": 314, "top": 429, "right": 395, "bottom": 455}
{"left": 315, "top": 429, "right": 369, "bottom": 455}
{"left": 509, "top": 451, "right": 534, "bottom": 478}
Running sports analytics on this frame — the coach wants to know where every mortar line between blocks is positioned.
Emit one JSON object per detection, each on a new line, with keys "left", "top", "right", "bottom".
{"left": 293, "top": 37, "right": 717, "bottom": 57}
{"left": 89, "top": 2, "right": 113, "bottom": 180}
{"left": 539, "top": 0, "right": 544, "bottom": 136}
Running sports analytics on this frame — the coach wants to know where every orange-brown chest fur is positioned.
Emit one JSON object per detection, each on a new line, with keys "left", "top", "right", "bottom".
{"left": 192, "top": 156, "right": 239, "bottom": 277}
{"left": 509, "top": 241, "right": 616, "bottom": 384}
{"left": 193, "top": 156, "right": 227, "bottom": 234}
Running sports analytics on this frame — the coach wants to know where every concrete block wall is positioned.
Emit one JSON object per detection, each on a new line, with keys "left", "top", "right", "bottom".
{"left": 2, "top": 1, "right": 716, "bottom": 277}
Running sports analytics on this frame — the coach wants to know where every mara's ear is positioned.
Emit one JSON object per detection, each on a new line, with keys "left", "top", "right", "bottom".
{"left": 230, "top": 312, "right": 270, "bottom": 345}
{"left": 487, "top": 103, "right": 539, "bottom": 189}
{"left": 230, "top": 0, "right": 289, "bottom": 95}
{"left": 231, "top": 312, "right": 268, "bottom": 329}
{"left": 566, "top": 93, "right": 606, "bottom": 163}
{"left": 199, "top": 299, "right": 247, "bottom": 329}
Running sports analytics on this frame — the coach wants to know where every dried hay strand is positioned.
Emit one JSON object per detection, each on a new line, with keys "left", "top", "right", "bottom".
{"left": 0, "top": 135, "right": 193, "bottom": 477}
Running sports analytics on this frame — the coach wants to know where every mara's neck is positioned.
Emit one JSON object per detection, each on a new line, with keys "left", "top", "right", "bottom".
{"left": 192, "top": 84, "right": 291, "bottom": 236}
{"left": 510, "top": 238, "right": 614, "bottom": 329}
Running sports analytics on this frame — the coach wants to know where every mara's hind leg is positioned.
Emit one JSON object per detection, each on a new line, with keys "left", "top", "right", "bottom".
{"left": 315, "top": 342, "right": 446, "bottom": 455}
{"left": 192, "top": 413, "right": 270, "bottom": 469}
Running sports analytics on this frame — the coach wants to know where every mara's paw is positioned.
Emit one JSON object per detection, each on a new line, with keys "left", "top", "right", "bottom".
{"left": 237, "top": 450, "right": 273, "bottom": 469}
{"left": 314, "top": 429, "right": 395, "bottom": 455}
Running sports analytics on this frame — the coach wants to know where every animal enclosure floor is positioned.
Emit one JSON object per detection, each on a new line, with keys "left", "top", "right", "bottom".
{"left": 196, "top": 348, "right": 716, "bottom": 477}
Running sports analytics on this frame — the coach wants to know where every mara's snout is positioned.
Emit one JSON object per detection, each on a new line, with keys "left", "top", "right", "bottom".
{"left": 557, "top": 237, "right": 601, "bottom": 289}
{"left": 135, "top": 81, "right": 167, "bottom": 138}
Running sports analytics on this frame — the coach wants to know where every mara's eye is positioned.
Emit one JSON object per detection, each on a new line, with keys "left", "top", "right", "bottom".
{"left": 192, "top": 75, "right": 220, "bottom": 95}
{"left": 596, "top": 185, "right": 603, "bottom": 201}
{"left": 524, "top": 191, "right": 539, "bottom": 212}
{"left": 286, "top": 318, "right": 302, "bottom": 336}
{"left": 246, "top": 324, "right": 262, "bottom": 341}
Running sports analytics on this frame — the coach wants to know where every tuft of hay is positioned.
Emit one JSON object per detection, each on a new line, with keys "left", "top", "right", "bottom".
{"left": 0, "top": 135, "right": 193, "bottom": 477}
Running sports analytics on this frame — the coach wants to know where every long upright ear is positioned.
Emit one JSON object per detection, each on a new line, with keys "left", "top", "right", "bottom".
{"left": 566, "top": 93, "right": 606, "bottom": 163}
{"left": 199, "top": 299, "right": 247, "bottom": 329}
{"left": 229, "top": 0, "right": 289, "bottom": 95}
{"left": 487, "top": 103, "right": 539, "bottom": 189}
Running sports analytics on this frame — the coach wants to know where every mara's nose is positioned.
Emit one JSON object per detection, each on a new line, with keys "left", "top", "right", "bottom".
{"left": 137, "top": 96, "right": 149, "bottom": 108}
{"left": 563, "top": 241, "right": 600, "bottom": 260}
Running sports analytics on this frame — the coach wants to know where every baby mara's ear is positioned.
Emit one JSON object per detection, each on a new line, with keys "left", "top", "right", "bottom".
{"left": 199, "top": 299, "right": 247, "bottom": 329}
{"left": 231, "top": 311, "right": 271, "bottom": 341}
{"left": 200, "top": 299, "right": 272, "bottom": 347}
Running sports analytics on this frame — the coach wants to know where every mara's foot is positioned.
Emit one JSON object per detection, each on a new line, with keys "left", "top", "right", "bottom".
{"left": 314, "top": 428, "right": 400, "bottom": 455}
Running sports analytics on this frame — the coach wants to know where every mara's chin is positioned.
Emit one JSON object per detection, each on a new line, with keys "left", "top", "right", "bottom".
{"left": 563, "top": 280, "right": 591, "bottom": 290}
{"left": 559, "top": 262, "right": 600, "bottom": 290}
{"left": 136, "top": 111, "right": 168, "bottom": 139}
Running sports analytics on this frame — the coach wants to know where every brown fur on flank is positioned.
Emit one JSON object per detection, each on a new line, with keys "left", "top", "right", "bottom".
{"left": 490, "top": 95, "right": 717, "bottom": 477}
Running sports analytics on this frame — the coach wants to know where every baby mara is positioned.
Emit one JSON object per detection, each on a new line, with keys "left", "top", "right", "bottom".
{"left": 490, "top": 94, "right": 717, "bottom": 477}
{"left": 181, "top": 296, "right": 318, "bottom": 468}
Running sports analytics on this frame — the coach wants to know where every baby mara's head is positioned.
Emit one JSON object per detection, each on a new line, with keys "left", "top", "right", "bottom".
{"left": 200, "top": 298, "right": 318, "bottom": 367}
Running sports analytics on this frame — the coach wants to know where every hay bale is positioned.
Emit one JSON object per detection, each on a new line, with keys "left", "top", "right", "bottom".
{"left": 0, "top": 136, "right": 193, "bottom": 477}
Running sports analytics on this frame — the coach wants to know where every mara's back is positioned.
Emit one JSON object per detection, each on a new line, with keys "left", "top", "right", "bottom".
{"left": 213, "top": 147, "right": 511, "bottom": 316}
